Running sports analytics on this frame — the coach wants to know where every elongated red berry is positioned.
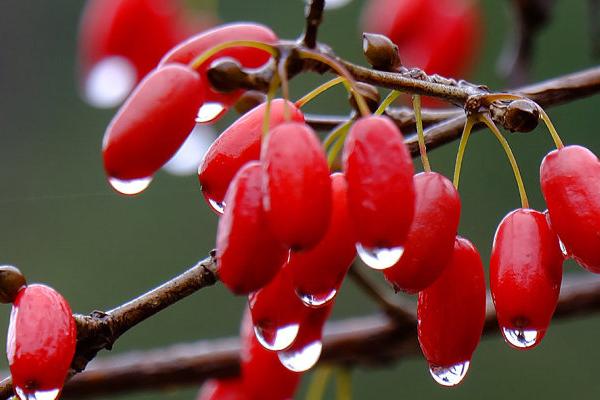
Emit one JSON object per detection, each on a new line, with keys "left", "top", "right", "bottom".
{"left": 78, "top": 0, "right": 207, "bottom": 107}
{"left": 384, "top": 172, "right": 460, "bottom": 293}
{"left": 8, "top": 284, "right": 77, "bottom": 398}
{"left": 277, "top": 302, "right": 333, "bottom": 373}
{"left": 102, "top": 64, "right": 204, "bottom": 188}
{"left": 417, "top": 236, "right": 485, "bottom": 387}
{"left": 490, "top": 208, "right": 563, "bottom": 350}
{"left": 249, "top": 267, "right": 307, "bottom": 351}
{"left": 343, "top": 115, "right": 415, "bottom": 269}
{"left": 287, "top": 173, "right": 356, "bottom": 306}
{"left": 262, "top": 122, "right": 332, "bottom": 251}
{"left": 160, "top": 23, "right": 278, "bottom": 121}
{"left": 240, "top": 308, "right": 302, "bottom": 400}
{"left": 197, "top": 379, "right": 249, "bottom": 400}
{"left": 216, "top": 161, "right": 288, "bottom": 294}
{"left": 199, "top": 99, "right": 304, "bottom": 213}
{"left": 541, "top": 145, "right": 600, "bottom": 272}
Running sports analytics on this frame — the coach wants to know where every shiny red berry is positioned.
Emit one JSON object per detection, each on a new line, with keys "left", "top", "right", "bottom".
{"left": 240, "top": 308, "right": 302, "bottom": 400}
{"left": 343, "top": 115, "right": 415, "bottom": 268}
{"left": 249, "top": 267, "right": 307, "bottom": 351}
{"left": 384, "top": 172, "right": 460, "bottom": 293}
{"left": 216, "top": 161, "right": 288, "bottom": 295}
{"left": 490, "top": 208, "right": 563, "bottom": 350}
{"left": 160, "top": 23, "right": 278, "bottom": 121}
{"left": 277, "top": 301, "right": 333, "bottom": 373}
{"left": 197, "top": 379, "right": 249, "bottom": 400}
{"left": 199, "top": 99, "right": 304, "bottom": 214}
{"left": 78, "top": 0, "right": 206, "bottom": 106}
{"left": 287, "top": 173, "right": 356, "bottom": 306}
{"left": 541, "top": 145, "right": 600, "bottom": 272}
{"left": 417, "top": 236, "right": 485, "bottom": 386}
{"left": 8, "top": 284, "right": 77, "bottom": 398}
{"left": 261, "top": 122, "right": 332, "bottom": 251}
{"left": 102, "top": 64, "right": 204, "bottom": 187}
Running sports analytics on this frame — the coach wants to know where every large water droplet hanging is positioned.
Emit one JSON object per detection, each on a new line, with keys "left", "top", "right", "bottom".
{"left": 108, "top": 176, "right": 152, "bottom": 196}
{"left": 356, "top": 243, "right": 404, "bottom": 270}
{"left": 196, "top": 103, "right": 227, "bottom": 124}
{"left": 84, "top": 56, "right": 136, "bottom": 108}
{"left": 15, "top": 387, "right": 60, "bottom": 400}
{"left": 277, "top": 340, "right": 323, "bottom": 372}
{"left": 501, "top": 327, "right": 539, "bottom": 349}
{"left": 163, "top": 125, "right": 216, "bottom": 176}
{"left": 254, "top": 323, "right": 299, "bottom": 351}
{"left": 429, "top": 361, "right": 470, "bottom": 387}
{"left": 296, "top": 288, "right": 337, "bottom": 308}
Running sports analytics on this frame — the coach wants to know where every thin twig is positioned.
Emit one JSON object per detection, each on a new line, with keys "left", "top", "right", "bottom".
{"left": 302, "top": 0, "right": 325, "bottom": 48}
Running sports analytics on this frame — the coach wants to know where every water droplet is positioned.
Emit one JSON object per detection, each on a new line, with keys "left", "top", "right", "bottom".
{"left": 206, "top": 198, "right": 226, "bottom": 214}
{"left": 196, "top": 103, "right": 227, "bottom": 124}
{"left": 558, "top": 239, "right": 568, "bottom": 257}
{"left": 429, "top": 361, "right": 470, "bottom": 387}
{"left": 163, "top": 125, "right": 216, "bottom": 176}
{"left": 277, "top": 340, "right": 323, "bottom": 372}
{"left": 501, "top": 327, "right": 539, "bottom": 349}
{"left": 296, "top": 288, "right": 337, "bottom": 308}
{"left": 84, "top": 56, "right": 136, "bottom": 108}
{"left": 15, "top": 387, "right": 60, "bottom": 400}
{"left": 356, "top": 243, "right": 404, "bottom": 270}
{"left": 108, "top": 176, "right": 152, "bottom": 196}
{"left": 254, "top": 323, "right": 299, "bottom": 351}
{"left": 324, "top": 0, "right": 352, "bottom": 9}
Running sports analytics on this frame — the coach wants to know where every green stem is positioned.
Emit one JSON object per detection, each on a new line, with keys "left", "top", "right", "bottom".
{"left": 375, "top": 90, "right": 401, "bottom": 116}
{"left": 412, "top": 95, "right": 431, "bottom": 172}
{"left": 453, "top": 116, "right": 476, "bottom": 189}
{"left": 189, "top": 40, "right": 277, "bottom": 70}
{"left": 262, "top": 75, "right": 280, "bottom": 137}
{"left": 306, "top": 366, "right": 333, "bottom": 400}
{"left": 335, "top": 368, "right": 352, "bottom": 400}
{"left": 537, "top": 106, "right": 565, "bottom": 149}
{"left": 296, "top": 77, "right": 345, "bottom": 108}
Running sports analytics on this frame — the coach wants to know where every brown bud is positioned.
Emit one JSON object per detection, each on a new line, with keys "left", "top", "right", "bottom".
{"left": 349, "top": 82, "right": 381, "bottom": 113}
{"left": 491, "top": 99, "right": 540, "bottom": 133}
{"left": 0, "top": 265, "right": 26, "bottom": 303}
{"left": 207, "top": 58, "right": 248, "bottom": 93}
{"left": 234, "top": 91, "right": 268, "bottom": 115}
{"left": 362, "top": 32, "right": 402, "bottom": 71}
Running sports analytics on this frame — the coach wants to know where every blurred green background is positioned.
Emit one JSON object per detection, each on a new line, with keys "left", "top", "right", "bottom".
{"left": 0, "top": 0, "right": 599, "bottom": 399}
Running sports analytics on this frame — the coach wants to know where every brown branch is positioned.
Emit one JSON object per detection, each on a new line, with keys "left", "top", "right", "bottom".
{"left": 302, "top": 0, "right": 325, "bottom": 49}
{"left": 45, "top": 274, "right": 600, "bottom": 398}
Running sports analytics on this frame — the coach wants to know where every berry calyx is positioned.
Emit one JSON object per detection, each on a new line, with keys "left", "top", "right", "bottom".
{"left": 490, "top": 208, "right": 563, "bottom": 350}
{"left": 216, "top": 162, "right": 288, "bottom": 295}
{"left": 261, "top": 122, "right": 332, "bottom": 251}
{"left": 287, "top": 173, "right": 356, "bottom": 307}
{"left": 199, "top": 99, "right": 304, "bottom": 214}
{"left": 383, "top": 172, "right": 460, "bottom": 294}
{"left": 417, "top": 236, "right": 486, "bottom": 387}
{"left": 540, "top": 145, "right": 600, "bottom": 272}
{"left": 8, "top": 284, "right": 77, "bottom": 399}
{"left": 102, "top": 64, "right": 204, "bottom": 191}
{"left": 343, "top": 115, "right": 415, "bottom": 269}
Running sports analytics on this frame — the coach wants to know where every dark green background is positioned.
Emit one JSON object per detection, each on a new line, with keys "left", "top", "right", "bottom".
{"left": 0, "top": 0, "right": 598, "bottom": 399}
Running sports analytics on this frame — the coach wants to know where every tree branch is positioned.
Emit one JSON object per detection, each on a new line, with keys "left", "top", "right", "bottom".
{"left": 41, "top": 274, "right": 600, "bottom": 399}
{"left": 302, "top": 0, "right": 326, "bottom": 48}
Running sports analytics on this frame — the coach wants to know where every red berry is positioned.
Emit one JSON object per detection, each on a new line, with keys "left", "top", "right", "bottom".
{"left": 261, "top": 122, "right": 332, "bottom": 251}
{"left": 199, "top": 99, "right": 304, "bottom": 213}
{"left": 240, "top": 308, "right": 302, "bottom": 400}
{"left": 384, "top": 172, "right": 460, "bottom": 293}
{"left": 8, "top": 284, "right": 77, "bottom": 398}
{"left": 277, "top": 302, "right": 333, "bottom": 373}
{"left": 540, "top": 145, "right": 600, "bottom": 272}
{"left": 361, "top": 0, "right": 481, "bottom": 79}
{"left": 287, "top": 173, "right": 356, "bottom": 306}
{"left": 160, "top": 23, "right": 278, "bottom": 121}
{"left": 490, "top": 208, "right": 563, "bottom": 350}
{"left": 78, "top": 0, "right": 207, "bottom": 106}
{"left": 197, "top": 379, "right": 249, "bottom": 400}
{"left": 249, "top": 267, "right": 307, "bottom": 351}
{"left": 417, "top": 236, "right": 485, "bottom": 386}
{"left": 343, "top": 115, "right": 415, "bottom": 268}
{"left": 102, "top": 64, "right": 204, "bottom": 186}
{"left": 216, "top": 162, "right": 288, "bottom": 294}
